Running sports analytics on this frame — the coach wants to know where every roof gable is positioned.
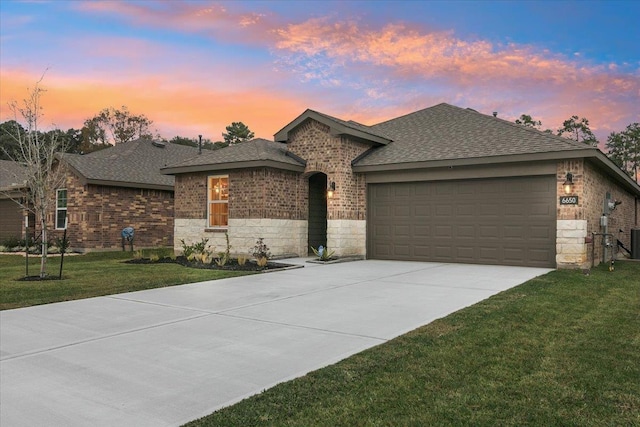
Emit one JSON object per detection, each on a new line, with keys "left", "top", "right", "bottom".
{"left": 274, "top": 109, "right": 392, "bottom": 146}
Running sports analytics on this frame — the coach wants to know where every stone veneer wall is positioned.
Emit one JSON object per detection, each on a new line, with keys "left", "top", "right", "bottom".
{"left": 327, "top": 219, "right": 366, "bottom": 256}
{"left": 556, "top": 159, "right": 638, "bottom": 268}
{"left": 176, "top": 218, "right": 307, "bottom": 257}
{"left": 46, "top": 167, "right": 174, "bottom": 251}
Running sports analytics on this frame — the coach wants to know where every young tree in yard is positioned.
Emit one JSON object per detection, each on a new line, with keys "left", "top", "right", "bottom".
{"left": 84, "top": 106, "right": 154, "bottom": 145}
{"left": 5, "top": 77, "right": 68, "bottom": 278}
{"left": 606, "top": 123, "right": 640, "bottom": 183}
{"left": 222, "top": 122, "right": 254, "bottom": 144}
{"left": 557, "top": 115, "right": 598, "bottom": 146}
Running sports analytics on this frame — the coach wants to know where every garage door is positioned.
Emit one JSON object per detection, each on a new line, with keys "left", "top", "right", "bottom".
{"left": 367, "top": 176, "right": 556, "bottom": 267}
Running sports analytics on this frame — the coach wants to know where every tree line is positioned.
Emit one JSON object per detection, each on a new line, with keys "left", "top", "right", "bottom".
{"left": 515, "top": 113, "right": 638, "bottom": 181}
{"left": 0, "top": 106, "right": 255, "bottom": 160}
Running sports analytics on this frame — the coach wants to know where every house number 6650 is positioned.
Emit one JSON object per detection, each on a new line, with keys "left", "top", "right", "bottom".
{"left": 560, "top": 196, "right": 578, "bottom": 205}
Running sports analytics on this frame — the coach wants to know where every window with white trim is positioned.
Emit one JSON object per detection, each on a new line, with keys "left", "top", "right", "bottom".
{"left": 56, "top": 189, "right": 67, "bottom": 229}
{"left": 207, "top": 176, "right": 228, "bottom": 227}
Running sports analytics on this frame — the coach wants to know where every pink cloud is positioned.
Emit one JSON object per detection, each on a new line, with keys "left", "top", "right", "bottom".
{"left": 3, "top": 3, "right": 637, "bottom": 147}
{"left": 273, "top": 17, "right": 639, "bottom": 140}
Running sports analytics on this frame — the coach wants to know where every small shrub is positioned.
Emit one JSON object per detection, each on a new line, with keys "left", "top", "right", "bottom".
{"left": 215, "top": 252, "right": 228, "bottom": 267}
{"left": 55, "top": 234, "right": 71, "bottom": 255}
{"left": 256, "top": 256, "right": 268, "bottom": 268}
{"left": 133, "top": 249, "right": 144, "bottom": 260}
{"left": 237, "top": 255, "right": 248, "bottom": 266}
{"left": 180, "top": 239, "right": 194, "bottom": 258}
{"left": 223, "top": 232, "right": 231, "bottom": 262}
{"left": 192, "top": 238, "right": 210, "bottom": 256}
{"left": 149, "top": 253, "right": 160, "bottom": 262}
{"left": 156, "top": 247, "right": 171, "bottom": 259}
{"left": 2, "top": 236, "right": 20, "bottom": 250}
{"left": 181, "top": 238, "right": 212, "bottom": 260}
{"left": 311, "top": 245, "right": 335, "bottom": 261}
{"left": 252, "top": 237, "right": 271, "bottom": 260}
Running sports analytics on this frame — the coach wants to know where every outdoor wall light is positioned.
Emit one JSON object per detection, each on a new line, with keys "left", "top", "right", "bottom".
{"left": 563, "top": 172, "right": 574, "bottom": 194}
{"left": 327, "top": 181, "right": 336, "bottom": 198}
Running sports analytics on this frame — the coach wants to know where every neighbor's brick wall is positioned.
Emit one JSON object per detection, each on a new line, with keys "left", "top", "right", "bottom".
{"left": 46, "top": 167, "right": 174, "bottom": 251}
{"left": 287, "top": 119, "right": 369, "bottom": 221}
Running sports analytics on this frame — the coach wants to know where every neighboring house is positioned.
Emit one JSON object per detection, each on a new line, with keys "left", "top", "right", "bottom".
{"left": 0, "top": 159, "right": 32, "bottom": 241}
{"left": 47, "top": 139, "right": 200, "bottom": 251}
{"left": 162, "top": 103, "right": 640, "bottom": 269}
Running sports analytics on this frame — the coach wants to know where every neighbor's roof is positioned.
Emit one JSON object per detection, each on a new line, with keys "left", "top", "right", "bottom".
{"left": 161, "top": 138, "right": 306, "bottom": 175}
{"left": 61, "top": 139, "right": 200, "bottom": 190}
{"left": 0, "top": 159, "right": 27, "bottom": 192}
{"left": 274, "top": 109, "right": 392, "bottom": 145}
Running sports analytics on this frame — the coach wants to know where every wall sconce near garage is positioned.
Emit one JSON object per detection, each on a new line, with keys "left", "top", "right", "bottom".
{"left": 563, "top": 172, "right": 574, "bottom": 194}
{"left": 327, "top": 181, "right": 336, "bottom": 198}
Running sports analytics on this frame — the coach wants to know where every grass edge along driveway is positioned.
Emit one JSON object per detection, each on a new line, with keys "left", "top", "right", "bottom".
{"left": 0, "top": 251, "right": 255, "bottom": 310}
{"left": 186, "top": 261, "right": 640, "bottom": 426}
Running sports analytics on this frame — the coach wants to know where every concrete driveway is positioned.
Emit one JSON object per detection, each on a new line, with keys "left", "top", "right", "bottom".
{"left": 1, "top": 260, "right": 551, "bottom": 426}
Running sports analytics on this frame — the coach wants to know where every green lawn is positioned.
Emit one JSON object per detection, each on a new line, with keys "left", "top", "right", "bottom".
{"left": 186, "top": 261, "right": 640, "bottom": 426}
{"left": 0, "top": 251, "right": 254, "bottom": 310}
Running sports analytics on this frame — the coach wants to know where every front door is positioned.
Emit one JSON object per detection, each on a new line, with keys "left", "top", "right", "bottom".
{"left": 308, "top": 173, "right": 327, "bottom": 254}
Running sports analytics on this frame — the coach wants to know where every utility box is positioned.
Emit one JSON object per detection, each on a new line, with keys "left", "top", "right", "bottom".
{"left": 632, "top": 229, "right": 640, "bottom": 260}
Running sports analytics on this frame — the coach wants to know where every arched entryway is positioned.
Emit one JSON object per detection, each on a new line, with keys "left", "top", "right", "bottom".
{"left": 308, "top": 172, "right": 327, "bottom": 254}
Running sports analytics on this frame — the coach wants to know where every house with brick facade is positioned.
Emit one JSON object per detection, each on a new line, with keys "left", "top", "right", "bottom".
{"left": 0, "top": 159, "right": 32, "bottom": 241}
{"left": 162, "top": 103, "right": 640, "bottom": 269}
{"left": 46, "top": 139, "right": 200, "bottom": 251}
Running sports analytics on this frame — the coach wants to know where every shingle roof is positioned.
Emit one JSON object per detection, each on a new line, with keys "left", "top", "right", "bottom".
{"left": 61, "top": 139, "right": 200, "bottom": 190}
{"left": 161, "top": 138, "right": 306, "bottom": 175}
{"left": 0, "top": 159, "right": 27, "bottom": 191}
{"left": 354, "top": 103, "right": 593, "bottom": 167}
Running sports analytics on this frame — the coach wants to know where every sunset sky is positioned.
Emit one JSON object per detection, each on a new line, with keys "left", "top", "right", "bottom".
{"left": 1, "top": 1, "right": 638, "bottom": 144}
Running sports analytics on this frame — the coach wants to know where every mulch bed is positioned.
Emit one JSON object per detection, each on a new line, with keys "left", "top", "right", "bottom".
{"left": 17, "top": 276, "right": 63, "bottom": 282}
{"left": 125, "top": 256, "right": 295, "bottom": 272}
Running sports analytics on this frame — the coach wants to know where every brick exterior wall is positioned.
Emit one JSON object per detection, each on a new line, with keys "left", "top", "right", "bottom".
{"left": 46, "top": 168, "right": 175, "bottom": 251}
{"left": 174, "top": 168, "right": 308, "bottom": 256}
{"left": 173, "top": 119, "right": 372, "bottom": 257}
{"left": 174, "top": 169, "right": 305, "bottom": 221}
{"left": 287, "top": 119, "right": 370, "bottom": 221}
{"left": 556, "top": 159, "right": 638, "bottom": 267}
{"left": 231, "top": 169, "right": 305, "bottom": 219}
